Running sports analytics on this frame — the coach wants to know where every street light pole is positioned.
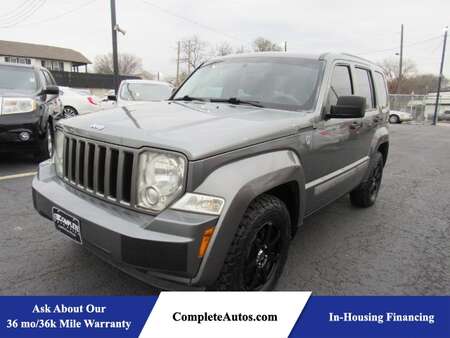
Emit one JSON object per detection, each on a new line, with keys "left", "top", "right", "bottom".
{"left": 110, "top": 0, "right": 120, "bottom": 95}
{"left": 397, "top": 24, "right": 404, "bottom": 94}
{"left": 433, "top": 26, "right": 448, "bottom": 126}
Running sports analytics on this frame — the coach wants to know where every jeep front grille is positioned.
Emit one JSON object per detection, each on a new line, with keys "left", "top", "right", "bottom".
{"left": 62, "top": 134, "right": 137, "bottom": 206}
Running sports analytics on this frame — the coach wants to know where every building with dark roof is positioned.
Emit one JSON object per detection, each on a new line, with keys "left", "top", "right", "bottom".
{"left": 0, "top": 40, "right": 90, "bottom": 72}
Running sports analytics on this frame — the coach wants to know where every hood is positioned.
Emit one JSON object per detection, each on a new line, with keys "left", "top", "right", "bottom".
{"left": 60, "top": 101, "right": 311, "bottom": 160}
{"left": 0, "top": 88, "right": 34, "bottom": 97}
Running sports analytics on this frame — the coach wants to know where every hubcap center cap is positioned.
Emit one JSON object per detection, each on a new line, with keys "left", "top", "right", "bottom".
{"left": 256, "top": 247, "right": 269, "bottom": 268}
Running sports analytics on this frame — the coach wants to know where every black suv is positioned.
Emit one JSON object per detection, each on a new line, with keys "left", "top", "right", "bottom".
{"left": 0, "top": 63, "right": 61, "bottom": 160}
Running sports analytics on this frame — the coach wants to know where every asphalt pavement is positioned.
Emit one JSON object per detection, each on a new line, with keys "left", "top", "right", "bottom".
{"left": 1, "top": 124, "right": 449, "bottom": 295}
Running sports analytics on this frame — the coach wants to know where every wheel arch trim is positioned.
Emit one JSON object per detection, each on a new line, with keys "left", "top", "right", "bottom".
{"left": 190, "top": 149, "right": 305, "bottom": 286}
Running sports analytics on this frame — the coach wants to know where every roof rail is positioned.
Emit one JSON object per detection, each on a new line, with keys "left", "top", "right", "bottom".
{"left": 340, "top": 53, "right": 374, "bottom": 64}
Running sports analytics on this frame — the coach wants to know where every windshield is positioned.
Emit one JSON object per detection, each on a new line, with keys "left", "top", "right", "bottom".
{"left": 0, "top": 66, "right": 37, "bottom": 92}
{"left": 173, "top": 57, "right": 324, "bottom": 111}
{"left": 120, "top": 83, "right": 172, "bottom": 101}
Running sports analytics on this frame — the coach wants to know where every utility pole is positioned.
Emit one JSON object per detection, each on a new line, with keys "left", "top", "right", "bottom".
{"left": 110, "top": 0, "right": 119, "bottom": 95}
{"left": 176, "top": 41, "right": 180, "bottom": 86}
{"left": 433, "top": 26, "right": 448, "bottom": 126}
{"left": 284, "top": 41, "right": 287, "bottom": 52}
{"left": 397, "top": 24, "right": 404, "bottom": 94}
{"left": 187, "top": 40, "right": 192, "bottom": 74}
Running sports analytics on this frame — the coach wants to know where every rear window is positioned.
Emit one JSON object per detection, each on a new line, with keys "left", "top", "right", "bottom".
{"left": 353, "top": 68, "right": 375, "bottom": 109}
{"left": 0, "top": 66, "right": 37, "bottom": 92}
{"left": 374, "top": 71, "right": 388, "bottom": 108}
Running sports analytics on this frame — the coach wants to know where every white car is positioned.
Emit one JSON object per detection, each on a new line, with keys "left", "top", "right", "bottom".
{"left": 59, "top": 86, "right": 102, "bottom": 117}
{"left": 389, "top": 110, "right": 413, "bottom": 124}
{"left": 111, "top": 80, "right": 174, "bottom": 107}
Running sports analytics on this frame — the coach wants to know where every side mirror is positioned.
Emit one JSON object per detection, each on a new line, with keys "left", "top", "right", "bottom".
{"left": 107, "top": 95, "right": 117, "bottom": 101}
{"left": 41, "top": 85, "right": 60, "bottom": 96}
{"left": 327, "top": 96, "right": 366, "bottom": 119}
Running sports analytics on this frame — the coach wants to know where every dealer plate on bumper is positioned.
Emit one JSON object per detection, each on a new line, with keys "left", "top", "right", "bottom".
{"left": 52, "top": 207, "right": 82, "bottom": 244}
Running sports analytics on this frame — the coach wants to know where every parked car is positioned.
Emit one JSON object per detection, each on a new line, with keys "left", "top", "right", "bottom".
{"left": 0, "top": 63, "right": 61, "bottom": 160}
{"left": 389, "top": 110, "right": 413, "bottom": 123}
{"left": 33, "top": 52, "right": 389, "bottom": 290}
{"left": 59, "top": 86, "right": 101, "bottom": 118}
{"left": 107, "top": 80, "right": 174, "bottom": 107}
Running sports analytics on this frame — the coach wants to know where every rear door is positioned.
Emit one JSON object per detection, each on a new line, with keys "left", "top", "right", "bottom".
{"left": 352, "top": 65, "right": 380, "bottom": 159}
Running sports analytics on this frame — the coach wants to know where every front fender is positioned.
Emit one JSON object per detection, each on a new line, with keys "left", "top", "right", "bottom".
{"left": 190, "top": 150, "right": 305, "bottom": 286}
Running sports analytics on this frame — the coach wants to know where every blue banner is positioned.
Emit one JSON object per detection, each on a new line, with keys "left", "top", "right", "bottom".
{"left": 0, "top": 295, "right": 449, "bottom": 337}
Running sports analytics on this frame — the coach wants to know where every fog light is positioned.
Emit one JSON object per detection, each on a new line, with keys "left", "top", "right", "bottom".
{"left": 19, "top": 131, "right": 30, "bottom": 141}
{"left": 139, "top": 186, "right": 160, "bottom": 206}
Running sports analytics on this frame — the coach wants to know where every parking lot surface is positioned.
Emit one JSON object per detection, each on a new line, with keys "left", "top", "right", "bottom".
{"left": 1, "top": 124, "right": 449, "bottom": 295}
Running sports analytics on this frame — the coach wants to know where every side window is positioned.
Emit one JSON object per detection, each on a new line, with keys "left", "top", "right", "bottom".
{"left": 328, "top": 65, "right": 353, "bottom": 106}
{"left": 374, "top": 71, "right": 388, "bottom": 108}
{"left": 353, "top": 67, "right": 375, "bottom": 109}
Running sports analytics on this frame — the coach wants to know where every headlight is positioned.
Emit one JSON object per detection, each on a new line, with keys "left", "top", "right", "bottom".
{"left": 54, "top": 129, "right": 64, "bottom": 177}
{"left": 137, "top": 151, "right": 186, "bottom": 212}
{"left": 0, "top": 97, "right": 37, "bottom": 115}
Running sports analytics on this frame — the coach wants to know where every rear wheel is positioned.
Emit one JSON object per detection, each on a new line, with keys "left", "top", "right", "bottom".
{"left": 350, "top": 152, "right": 384, "bottom": 207}
{"left": 389, "top": 114, "right": 400, "bottom": 124}
{"left": 211, "top": 194, "right": 290, "bottom": 291}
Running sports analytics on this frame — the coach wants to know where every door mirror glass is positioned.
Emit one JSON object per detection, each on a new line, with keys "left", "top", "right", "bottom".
{"left": 328, "top": 96, "right": 366, "bottom": 119}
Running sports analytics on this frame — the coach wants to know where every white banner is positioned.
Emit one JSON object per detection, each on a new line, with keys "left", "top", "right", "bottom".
{"left": 140, "top": 291, "right": 311, "bottom": 338}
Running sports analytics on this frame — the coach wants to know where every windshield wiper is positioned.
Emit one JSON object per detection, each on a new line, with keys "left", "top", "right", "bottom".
{"left": 210, "top": 97, "right": 264, "bottom": 108}
{"left": 172, "top": 95, "right": 207, "bottom": 102}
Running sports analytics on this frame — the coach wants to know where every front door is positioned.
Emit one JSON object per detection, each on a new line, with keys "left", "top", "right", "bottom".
{"left": 304, "top": 63, "right": 368, "bottom": 214}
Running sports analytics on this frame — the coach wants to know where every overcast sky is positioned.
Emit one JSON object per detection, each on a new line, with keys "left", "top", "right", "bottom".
{"left": 0, "top": 0, "right": 448, "bottom": 79}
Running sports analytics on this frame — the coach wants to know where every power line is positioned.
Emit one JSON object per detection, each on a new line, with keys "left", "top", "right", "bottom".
{"left": 0, "top": 0, "right": 98, "bottom": 29}
{"left": 139, "top": 0, "right": 247, "bottom": 44}
{"left": 0, "top": 0, "right": 44, "bottom": 27}
{"left": 0, "top": 0, "right": 34, "bottom": 19}
{"left": 0, "top": 0, "right": 46, "bottom": 28}
{"left": 359, "top": 35, "right": 442, "bottom": 55}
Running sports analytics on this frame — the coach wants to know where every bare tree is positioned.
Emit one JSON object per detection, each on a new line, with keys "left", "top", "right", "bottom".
{"left": 253, "top": 37, "right": 282, "bottom": 52}
{"left": 215, "top": 41, "right": 234, "bottom": 56}
{"left": 180, "top": 35, "right": 210, "bottom": 71}
{"left": 379, "top": 57, "right": 417, "bottom": 82}
{"left": 94, "top": 53, "right": 143, "bottom": 75}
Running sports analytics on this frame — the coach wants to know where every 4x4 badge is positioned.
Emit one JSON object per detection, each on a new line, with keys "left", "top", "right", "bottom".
{"left": 90, "top": 124, "right": 105, "bottom": 131}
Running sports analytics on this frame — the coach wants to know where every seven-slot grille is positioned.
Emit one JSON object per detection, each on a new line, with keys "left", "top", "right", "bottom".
{"left": 62, "top": 135, "right": 136, "bottom": 206}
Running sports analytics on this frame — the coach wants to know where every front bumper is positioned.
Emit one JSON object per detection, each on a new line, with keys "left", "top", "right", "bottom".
{"left": 0, "top": 111, "right": 41, "bottom": 151}
{"left": 32, "top": 161, "right": 218, "bottom": 290}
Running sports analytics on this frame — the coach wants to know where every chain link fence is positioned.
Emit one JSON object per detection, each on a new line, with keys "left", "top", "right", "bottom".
{"left": 389, "top": 94, "right": 427, "bottom": 121}
{"left": 389, "top": 93, "right": 450, "bottom": 122}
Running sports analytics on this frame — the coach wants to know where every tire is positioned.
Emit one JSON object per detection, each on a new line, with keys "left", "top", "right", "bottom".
{"left": 350, "top": 152, "right": 384, "bottom": 208}
{"left": 63, "top": 106, "right": 78, "bottom": 118}
{"left": 34, "top": 122, "right": 53, "bottom": 162}
{"left": 211, "top": 194, "right": 291, "bottom": 291}
{"left": 389, "top": 114, "right": 400, "bottom": 124}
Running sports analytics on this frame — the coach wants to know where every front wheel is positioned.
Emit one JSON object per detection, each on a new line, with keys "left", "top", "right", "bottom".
{"left": 63, "top": 106, "right": 78, "bottom": 118}
{"left": 211, "top": 194, "right": 291, "bottom": 291}
{"left": 350, "top": 152, "right": 384, "bottom": 207}
{"left": 34, "top": 123, "right": 53, "bottom": 162}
